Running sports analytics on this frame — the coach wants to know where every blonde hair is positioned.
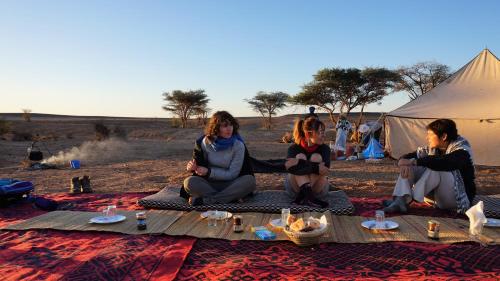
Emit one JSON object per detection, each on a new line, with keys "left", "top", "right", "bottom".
{"left": 292, "top": 116, "right": 325, "bottom": 145}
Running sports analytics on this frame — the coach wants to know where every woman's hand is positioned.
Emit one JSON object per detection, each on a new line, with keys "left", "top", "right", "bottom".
{"left": 318, "top": 163, "right": 329, "bottom": 176}
{"left": 400, "top": 166, "right": 411, "bottom": 178}
{"left": 195, "top": 166, "right": 209, "bottom": 176}
{"left": 285, "top": 158, "right": 299, "bottom": 169}
{"left": 186, "top": 159, "right": 197, "bottom": 172}
{"left": 398, "top": 158, "right": 415, "bottom": 167}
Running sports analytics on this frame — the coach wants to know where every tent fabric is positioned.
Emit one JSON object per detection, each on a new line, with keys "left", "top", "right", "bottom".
{"left": 386, "top": 49, "right": 500, "bottom": 166}
{"left": 362, "top": 137, "right": 385, "bottom": 159}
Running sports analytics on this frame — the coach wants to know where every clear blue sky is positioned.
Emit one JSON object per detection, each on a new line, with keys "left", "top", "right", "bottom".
{"left": 1, "top": 0, "right": 499, "bottom": 117}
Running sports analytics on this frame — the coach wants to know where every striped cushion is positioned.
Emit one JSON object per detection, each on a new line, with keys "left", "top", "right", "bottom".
{"left": 473, "top": 194, "right": 500, "bottom": 218}
{"left": 138, "top": 187, "right": 355, "bottom": 215}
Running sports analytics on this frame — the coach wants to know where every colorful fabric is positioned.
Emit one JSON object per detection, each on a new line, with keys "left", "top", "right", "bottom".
{"left": 300, "top": 139, "right": 319, "bottom": 153}
{"left": 176, "top": 239, "right": 500, "bottom": 280}
{"left": 0, "top": 192, "right": 195, "bottom": 281}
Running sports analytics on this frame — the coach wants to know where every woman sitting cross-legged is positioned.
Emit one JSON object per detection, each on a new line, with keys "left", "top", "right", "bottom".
{"left": 284, "top": 115, "right": 331, "bottom": 208}
{"left": 384, "top": 119, "right": 475, "bottom": 214}
{"left": 183, "top": 111, "right": 256, "bottom": 206}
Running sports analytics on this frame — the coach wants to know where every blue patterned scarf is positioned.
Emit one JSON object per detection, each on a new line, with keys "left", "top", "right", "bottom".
{"left": 209, "top": 134, "right": 244, "bottom": 151}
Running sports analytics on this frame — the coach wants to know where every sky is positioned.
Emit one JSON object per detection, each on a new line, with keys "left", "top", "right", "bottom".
{"left": 1, "top": 0, "right": 499, "bottom": 118}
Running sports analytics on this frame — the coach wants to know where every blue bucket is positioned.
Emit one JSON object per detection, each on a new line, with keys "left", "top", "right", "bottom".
{"left": 70, "top": 160, "right": 81, "bottom": 169}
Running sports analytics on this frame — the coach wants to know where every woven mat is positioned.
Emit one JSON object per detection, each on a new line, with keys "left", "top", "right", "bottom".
{"left": 473, "top": 194, "right": 500, "bottom": 218}
{"left": 2, "top": 210, "right": 184, "bottom": 235}
{"left": 4, "top": 210, "right": 499, "bottom": 245}
{"left": 138, "top": 187, "right": 355, "bottom": 215}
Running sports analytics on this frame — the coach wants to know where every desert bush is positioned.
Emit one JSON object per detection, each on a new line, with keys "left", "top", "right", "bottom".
{"left": 281, "top": 131, "right": 293, "bottom": 143}
{"left": 170, "top": 118, "right": 182, "bottom": 128}
{"left": 10, "top": 131, "right": 33, "bottom": 141}
{"left": 0, "top": 119, "right": 10, "bottom": 135}
{"left": 113, "top": 125, "right": 127, "bottom": 139}
{"left": 94, "top": 122, "right": 110, "bottom": 141}
{"left": 22, "top": 109, "right": 32, "bottom": 122}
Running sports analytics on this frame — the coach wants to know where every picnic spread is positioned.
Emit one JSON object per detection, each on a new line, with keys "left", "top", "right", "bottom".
{"left": 1, "top": 191, "right": 499, "bottom": 280}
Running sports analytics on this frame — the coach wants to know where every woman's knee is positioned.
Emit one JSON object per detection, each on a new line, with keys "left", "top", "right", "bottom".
{"left": 310, "top": 153, "right": 323, "bottom": 163}
{"left": 295, "top": 153, "right": 307, "bottom": 160}
{"left": 183, "top": 176, "right": 203, "bottom": 193}
{"left": 239, "top": 175, "right": 257, "bottom": 191}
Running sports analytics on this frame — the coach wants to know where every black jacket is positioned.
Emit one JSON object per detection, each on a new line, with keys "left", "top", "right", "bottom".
{"left": 402, "top": 149, "right": 476, "bottom": 203}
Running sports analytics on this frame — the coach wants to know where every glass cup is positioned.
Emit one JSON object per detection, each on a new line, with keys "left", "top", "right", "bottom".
{"left": 281, "top": 208, "right": 290, "bottom": 227}
{"left": 106, "top": 205, "right": 117, "bottom": 217}
{"left": 375, "top": 210, "right": 385, "bottom": 228}
{"left": 207, "top": 210, "right": 218, "bottom": 227}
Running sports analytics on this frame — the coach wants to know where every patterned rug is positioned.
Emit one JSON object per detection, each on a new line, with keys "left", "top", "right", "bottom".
{"left": 175, "top": 239, "right": 500, "bottom": 280}
{"left": 0, "top": 192, "right": 195, "bottom": 281}
{"left": 1, "top": 192, "right": 499, "bottom": 280}
{"left": 139, "top": 187, "right": 355, "bottom": 215}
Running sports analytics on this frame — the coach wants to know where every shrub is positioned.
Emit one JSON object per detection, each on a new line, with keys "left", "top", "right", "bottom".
{"left": 113, "top": 125, "right": 127, "bottom": 139}
{"left": 10, "top": 131, "right": 33, "bottom": 141}
{"left": 94, "top": 122, "right": 110, "bottom": 141}
{"left": 281, "top": 131, "right": 293, "bottom": 143}
{"left": 170, "top": 118, "right": 182, "bottom": 128}
{"left": 0, "top": 119, "right": 10, "bottom": 135}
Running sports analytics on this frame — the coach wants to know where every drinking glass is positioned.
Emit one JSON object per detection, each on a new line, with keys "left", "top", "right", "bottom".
{"left": 375, "top": 210, "right": 385, "bottom": 228}
{"left": 106, "top": 205, "right": 117, "bottom": 217}
{"left": 281, "top": 208, "right": 290, "bottom": 227}
{"left": 207, "top": 210, "right": 218, "bottom": 227}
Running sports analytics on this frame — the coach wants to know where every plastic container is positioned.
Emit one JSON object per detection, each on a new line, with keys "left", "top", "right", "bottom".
{"left": 70, "top": 160, "right": 81, "bottom": 169}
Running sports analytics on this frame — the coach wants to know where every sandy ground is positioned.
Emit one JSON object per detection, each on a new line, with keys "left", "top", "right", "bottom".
{"left": 1, "top": 115, "right": 499, "bottom": 198}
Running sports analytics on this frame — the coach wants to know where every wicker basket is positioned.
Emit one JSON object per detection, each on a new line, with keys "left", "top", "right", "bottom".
{"left": 284, "top": 227, "right": 327, "bottom": 247}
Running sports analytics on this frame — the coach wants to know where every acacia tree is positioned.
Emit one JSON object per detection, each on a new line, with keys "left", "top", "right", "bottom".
{"left": 245, "top": 91, "right": 289, "bottom": 129}
{"left": 22, "top": 109, "right": 32, "bottom": 122}
{"left": 194, "top": 105, "right": 211, "bottom": 126}
{"left": 355, "top": 68, "right": 400, "bottom": 126}
{"left": 395, "top": 62, "right": 451, "bottom": 100}
{"left": 293, "top": 68, "right": 398, "bottom": 128}
{"left": 162, "top": 90, "right": 209, "bottom": 128}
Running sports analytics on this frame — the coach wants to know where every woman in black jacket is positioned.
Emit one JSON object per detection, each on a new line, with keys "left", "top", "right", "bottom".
{"left": 384, "top": 119, "right": 475, "bottom": 214}
{"left": 284, "top": 115, "right": 331, "bottom": 207}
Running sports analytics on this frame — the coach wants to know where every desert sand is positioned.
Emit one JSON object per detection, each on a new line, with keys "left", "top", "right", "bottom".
{"left": 1, "top": 113, "right": 499, "bottom": 198}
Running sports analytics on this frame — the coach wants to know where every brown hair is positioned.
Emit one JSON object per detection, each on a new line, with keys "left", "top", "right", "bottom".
{"left": 293, "top": 116, "right": 325, "bottom": 145}
{"left": 204, "top": 111, "right": 240, "bottom": 141}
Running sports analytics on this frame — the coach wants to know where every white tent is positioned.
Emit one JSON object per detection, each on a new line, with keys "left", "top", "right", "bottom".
{"left": 385, "top": 49, "right": 500, "bottom": 166}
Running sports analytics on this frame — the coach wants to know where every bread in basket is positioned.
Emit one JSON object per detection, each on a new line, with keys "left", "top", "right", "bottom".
{"left": 284, "top": 215, "right": 328, "bottom": 246}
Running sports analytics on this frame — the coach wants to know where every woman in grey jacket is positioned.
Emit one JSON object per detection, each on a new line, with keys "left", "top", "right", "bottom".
{"left": 183, "top": 111, "right": 256, "bottom": 206}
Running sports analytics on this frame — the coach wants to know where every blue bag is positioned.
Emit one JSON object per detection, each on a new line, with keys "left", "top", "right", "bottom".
{"left": 0, "top": 178, "right": 34, "bottom": 199}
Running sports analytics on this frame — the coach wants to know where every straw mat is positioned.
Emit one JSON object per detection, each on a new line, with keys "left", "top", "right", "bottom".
{"left": 4, "top": 210, "right": 499, "bottom": 244}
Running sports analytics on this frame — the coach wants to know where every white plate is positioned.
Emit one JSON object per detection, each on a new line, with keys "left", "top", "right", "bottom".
{"left": 270, "top": 218, "right": 285, "bottom": 228}
{"left": 484, "top": 218, "right": 500, "bottom": 227}
{"left": 200, "top": 211, "right": 233, "bottom": 220}
{"left": 361, "top": 220, "right": 399, "bottom": 230}
{"left": 89, "top": 215, "right": 127, "bottom": 224}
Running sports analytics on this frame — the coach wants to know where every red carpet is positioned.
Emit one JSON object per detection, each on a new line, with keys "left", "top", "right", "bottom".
{"left": 0, "top": 192, "right": 195, "bottom": 281}
{"left": 1, "top": 192, "right": 498, "bottom": 280}
{"left": 175, "top": 239, "right": 500, "bottom": 280}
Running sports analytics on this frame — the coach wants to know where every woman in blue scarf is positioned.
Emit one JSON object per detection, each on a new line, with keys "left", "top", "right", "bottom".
{"left": 183, "top": 111, "right": 256, "bottom": 206}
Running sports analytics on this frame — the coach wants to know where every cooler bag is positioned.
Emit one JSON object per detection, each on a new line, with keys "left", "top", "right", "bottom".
{"left": 0, "top": 179, "right": 34, "bottom": 200}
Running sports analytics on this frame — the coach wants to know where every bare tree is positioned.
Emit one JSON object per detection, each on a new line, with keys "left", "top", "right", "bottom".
{"left": 395, "top": 62, "right": 451, "bottom": 100}
{"left": 22, "top": 109, "right": 32, "bottom": 122}
{"left": 245, "top": 91, "right": 289, "bottom": 130}
{"left": 162, "top": 90, "right": 209, "bottom": 128}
